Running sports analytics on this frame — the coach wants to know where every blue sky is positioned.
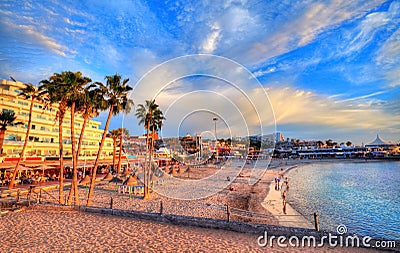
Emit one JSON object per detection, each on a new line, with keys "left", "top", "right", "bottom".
{"left": 0, "top": 0, "right": 399, "bottom": 145}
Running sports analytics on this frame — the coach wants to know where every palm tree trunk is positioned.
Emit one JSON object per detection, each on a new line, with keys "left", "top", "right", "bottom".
{"left": 9, "top": 95, "right": 34, "bottom": 189}
{"left": 68, "top": 102, "right": 79, "bottom": 205}
{"left": 58, "top": 116, "right": 65, "bottom": 205}
{"left": 112, "top": 138, "right": 116, "bottom": 173}
{"left": 87, "top": 105, "right": 113, "bottom": 206}
{"left": 149, "top": 126, "right": 156, "bottom": 190}
{"left": 72, "top": 115, "right": 88, "bottom": 204}
{"left": 76, "top": 115, "right": 88, "bottom": 163}
{"left": 0, "top": 129, "right": 5, "bottom": 157}
{"left": 117, "top": 134, "right": 123, "bottom": 173}
{"left": 143, "top": 120, "right": 151, "bottom": 199}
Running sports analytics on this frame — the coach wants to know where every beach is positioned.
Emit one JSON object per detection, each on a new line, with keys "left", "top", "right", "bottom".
{"left": 0, "top": 205, "right": 388, "bottom": 252}
{"left": 0, "top": 159, "right": 395, "bottom": 252}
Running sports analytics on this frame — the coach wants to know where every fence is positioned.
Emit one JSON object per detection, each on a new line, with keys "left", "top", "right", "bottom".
{"left": 0, "top": 182, "right": 320, "bottom": 232}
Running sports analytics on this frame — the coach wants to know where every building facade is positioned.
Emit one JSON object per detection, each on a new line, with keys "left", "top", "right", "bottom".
{"left": 0, "top": 79, "right": 113, "bottom": 159}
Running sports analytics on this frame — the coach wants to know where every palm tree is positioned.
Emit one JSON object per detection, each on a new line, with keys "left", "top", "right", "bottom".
{"left": 116, "top": 128, "right": 129, "bottom": 174}
{"left": 107, "top": 129, "right": 120, "bottom": 173}
{"left": 148, "top": 107, "right": 165, "bottom": 188}
{"left": 135, "top": 100, "right": 164, "bottom": 199}
{"left": 75, "top": 86, "right": 106, "bottom": 161}
{"left": 9, "top": 83, "right": 42, "bottom": 189}
{"left": 60, "top": 71, "right": 92, "bottom": 206}
{"left": 39, "top": 73, "right": 70, "bottom": 204}
{"left": 86, "top": 74, "right": 133, "bottom": 206}
{"left": 0, "top": 111, "right": 23, "bottom": 156}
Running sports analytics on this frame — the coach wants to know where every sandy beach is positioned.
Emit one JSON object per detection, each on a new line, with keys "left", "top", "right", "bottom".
{"left": 0, "top": 159, "right": 395, "bottom": 252}
{"left": 0, "top": 205, "right": 388, "bottom": 252}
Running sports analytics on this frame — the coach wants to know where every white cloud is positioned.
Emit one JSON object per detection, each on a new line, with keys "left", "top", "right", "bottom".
{"left": 265, "top": 85, "right": 399, "bottom": 132}
{"left": 200, "top": 23, "right": 222, "bottom": 53}
{"left": 246, "top": 0, "right": 387, "bottom": 64}
{"left": 0, "top": 18, "right": 68, "bottom": 57}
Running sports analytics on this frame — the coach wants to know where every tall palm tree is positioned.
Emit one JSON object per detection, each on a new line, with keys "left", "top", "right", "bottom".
{"left": 107, "top": 129, "right": 120, "bottom": 173}
{"left": 9, "top": 83, "right": 42, "bottom": 189}
{"left": 86, "top": 74, "right": 133, "bottom": 206}
{"left": 148, "top": 107, "right": 165, "bottom": 189}
{"left": 39, "top": 73, "right": 70, "bottom": 204}
{"left": 75, "top": 86, "right": 106, "bottom": 161}
{"left": 135, "top": 100, "right": 164, "bottom": 199}
{"left": 61, "top": 71, "right": 92, "bottom": 206}
{"left": 0, "top": 111, "right": 23, "bottom": 156}
{"left": 116, "top": 127, "right": 129, "bottom": 174}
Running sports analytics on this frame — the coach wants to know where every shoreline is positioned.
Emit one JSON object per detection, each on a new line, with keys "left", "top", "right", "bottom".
{"left": 260, "top": 164, "right": 314, "bottom": 229}
{"left": 257, "top": 158, "right": 394, "bottom": 229}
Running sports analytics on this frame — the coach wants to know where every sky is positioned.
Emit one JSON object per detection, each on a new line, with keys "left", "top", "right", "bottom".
{"left": 0, "top": 0, "right": 399, "bottom": 145}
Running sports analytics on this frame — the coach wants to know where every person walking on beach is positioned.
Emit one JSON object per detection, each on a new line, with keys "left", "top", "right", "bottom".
{"left": 285, "top": 177, "right": 289, "bottom": 191}
{"left": 282, "top": 190, "right": 287, "bottom": 214}
{"left": 277, "top": 177, "right": 280, "bottom": 190}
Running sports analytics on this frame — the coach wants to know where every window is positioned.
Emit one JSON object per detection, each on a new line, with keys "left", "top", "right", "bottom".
{"left": 31, "top": 125, "right": 36, "bottom": 130}
{"left": 74, "top": 122, "right": 80, "bottom": 126}
{"left": 2, "top": 109, "right": 14, "bottom": 113}
{"left": 4, "top": 86, "right": 9, "bottom": 91}
{"left": 40, "top": 126, "right": 46, "bottom": 131}
{"left": 92, "top": 125, "right": 97, "bottom": 129}
{"left": 14, "top": 89, "right": 21, "bottom": 94}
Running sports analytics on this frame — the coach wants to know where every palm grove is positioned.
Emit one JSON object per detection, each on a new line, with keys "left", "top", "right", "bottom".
{"left": 1, "top": 71, "right": 164, "bottom": 206}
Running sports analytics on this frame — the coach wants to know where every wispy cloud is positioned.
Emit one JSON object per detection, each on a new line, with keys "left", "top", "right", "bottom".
{"left": 265, "top": 85, "right": 399, "bottom": 132}
{"left": 245, "top": 0, "right": 386, "bottom": 64}
{"left": 0, "top": 18, "right": 68, "bottom": 57}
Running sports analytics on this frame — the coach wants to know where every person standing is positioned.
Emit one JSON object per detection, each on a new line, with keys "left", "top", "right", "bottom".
{"left": 282, "top": 190, "right": 287, "bottom": 214}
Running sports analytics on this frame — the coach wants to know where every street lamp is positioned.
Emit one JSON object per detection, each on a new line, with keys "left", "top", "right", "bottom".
{"left": 213, "top": 117, "right": 218, "bottom": 163}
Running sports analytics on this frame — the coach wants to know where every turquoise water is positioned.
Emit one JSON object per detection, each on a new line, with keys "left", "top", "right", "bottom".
{"left": 287, "top": 161, "right": 400, "bottom": 240}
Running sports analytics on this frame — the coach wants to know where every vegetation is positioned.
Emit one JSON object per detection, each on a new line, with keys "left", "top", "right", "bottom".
{"left": 107, "top": 127, "right": 129, "bottom": 174}
{"left": 9, "top": 83, "right": 42, "bottom": 189}
{"left": 135, "top": 99, "right": 165, "bottom": 199}
{"left": 86, "top": 74, "right": 133, "bottom": 206}
{"left": 0, "top": 111, "right": 23, "bottom": 156}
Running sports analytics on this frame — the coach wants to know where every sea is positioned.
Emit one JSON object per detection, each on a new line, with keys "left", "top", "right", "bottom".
{"left": 287, "top": 161, "right": 400, "bottom": 241}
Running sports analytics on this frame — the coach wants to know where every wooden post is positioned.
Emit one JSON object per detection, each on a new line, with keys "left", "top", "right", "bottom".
{"left": 314, "top": 212, "right": 320, "bottom": 231}
{"left": 160, "top": 201, "right": 163, "bottom": 215}
{"left": 16, "top": 189, "right": 20, "bottom": 202}
{"left": 226, "top": 204, "right": 231, "bottom": 222}
{"left": 110, "top": 197, "right": 113, "bottom": 209}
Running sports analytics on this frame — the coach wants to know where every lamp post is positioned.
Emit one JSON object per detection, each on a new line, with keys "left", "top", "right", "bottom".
{"left": 213, "top": 117, "right": 218, "bottom": 163}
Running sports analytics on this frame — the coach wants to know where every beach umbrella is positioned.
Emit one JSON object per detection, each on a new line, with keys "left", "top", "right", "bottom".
{"left": 123, "top": 176, "right": 138, "bottom": 186}
{"left": 109, "top": 176, "right": 123, "bottom": 184}
{"left": 79, "top": 175, "right": 91, "bottom": 185}
{"left": 110, "top": 176, "right": 124, "bottom": 192}
{"left": 103, "top": 173, "right": 113, "bottom": 181}
{"left": 123, "top": 175, "right": 138, "bottom": 198}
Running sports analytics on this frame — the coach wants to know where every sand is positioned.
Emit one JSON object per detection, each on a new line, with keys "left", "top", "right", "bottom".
{"left": 0, "top": 205, "right": 387, "bottom": 252}
{"left": 0, "top": 158, "right": 394, "bottom": 252}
